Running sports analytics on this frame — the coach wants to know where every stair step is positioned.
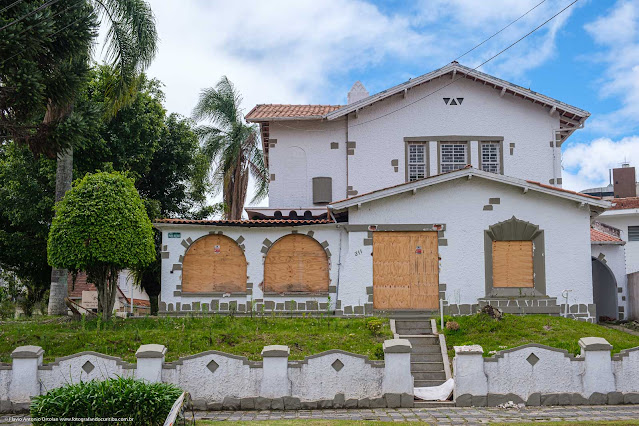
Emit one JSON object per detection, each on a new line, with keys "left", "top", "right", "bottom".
{"left": 395, "top": 328, "right": 431, "bottom": 335}
{"left": 409, "top": 345, "right": 441, "bottom": 354}
{"left": 414, "top": 379, "right": 447, "bottom": 387}
{"left": 412, "top": 371, "right": 446, "bottom": 381}
{"left": 411, "top": 353, "right": 443, "bottom": 362}
{"left": 411, "top": 362, "right": 445, "bottom": 372}
{"left": 405, "top": 336, "right": 439, "bottom": 345}
{"left": 413, "top": 400, "right": 455, "bottom": 408}
{"left": 395, "top": 320, "right": 431, "bottom": 328}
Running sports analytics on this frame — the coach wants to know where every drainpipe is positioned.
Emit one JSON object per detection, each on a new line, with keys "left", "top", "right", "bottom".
{"left": 345, "top": 115, "right": 349, "bottom": 199}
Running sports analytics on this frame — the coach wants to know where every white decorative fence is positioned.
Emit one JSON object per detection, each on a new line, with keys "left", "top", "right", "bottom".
{"left": 0, "top": 339, "right": 414, "bottom": 413}
{"left": 454, "top": 337, "right": 639, "bottom": 406}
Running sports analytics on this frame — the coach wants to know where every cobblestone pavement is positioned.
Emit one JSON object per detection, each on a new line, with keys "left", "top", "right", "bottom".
{"left": 193, "top": 405, "right": 639, "bottom": 423}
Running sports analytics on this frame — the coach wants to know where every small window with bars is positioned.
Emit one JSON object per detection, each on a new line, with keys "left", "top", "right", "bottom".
{"left": 408, "top": 144, "right": 426, "bottom": 181}
{"left": 480, "top": 142, "right": 501, "bottom": 174}
{"left": 440, "top": 142, "right": 467, "bottom": 173}
{"left": 629, "top": 226, "right": 639, "bottom": 241}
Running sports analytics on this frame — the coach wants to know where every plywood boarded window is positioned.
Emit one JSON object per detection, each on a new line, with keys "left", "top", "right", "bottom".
{"left": 264, "top": 234, "right": 329, "bottom": 294}
{"left": 182, "top": 235, "right": 247, "bottom": 293}
{"left": 492, "top": 241, "right": 533, "bottom": 288}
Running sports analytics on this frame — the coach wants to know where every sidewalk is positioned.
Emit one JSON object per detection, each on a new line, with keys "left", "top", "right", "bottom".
{"left": 193, "top": 405, "right": 639, "bottom": 423}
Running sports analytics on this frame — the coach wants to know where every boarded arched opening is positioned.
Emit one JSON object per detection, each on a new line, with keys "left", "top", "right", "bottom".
{"left": 264, "top": 234, "right": 329, "bottom": 294}
{"left": 592, "top": 257, "right": 618, "bottom": 321}
{"left": 182, "top": 235, "right": 247, "bottom": 293}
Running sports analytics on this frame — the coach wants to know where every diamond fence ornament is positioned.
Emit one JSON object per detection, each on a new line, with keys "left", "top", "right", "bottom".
{"left": 526, "top": 353, "right": 540, "bottom": 367}
{"left": 331, "top": 359, "right": 344, "bottom": 372}
{"left": 207, "top": 359, "right": 219, "bottom": 373}
{"left": 82, "top": 360, "right": 95, "bottom": 374}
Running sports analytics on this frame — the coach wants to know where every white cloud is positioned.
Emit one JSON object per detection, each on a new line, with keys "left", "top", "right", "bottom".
{"left": 584, "top": 0, "right": 639, "bottom": 135}
{"left": 562, "top": 136, "right": 639, "bottom": 191}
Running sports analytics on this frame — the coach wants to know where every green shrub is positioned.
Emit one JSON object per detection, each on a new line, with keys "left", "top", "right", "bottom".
{"left": 365, "top": 317, "right": 385, "bottom": 336}
{"left": 31, "top": 377, "right": 182, "bottom": 426}
{"left": 0, "top": 299, "right": 14, "bottom": 320}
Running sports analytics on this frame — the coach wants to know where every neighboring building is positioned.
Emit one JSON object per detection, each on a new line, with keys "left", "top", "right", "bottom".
{"left": 68, "top": 271, "right": 151, "bottom": 316}
{"left": 156, "top": 62, "right": 610, "bottom": 322}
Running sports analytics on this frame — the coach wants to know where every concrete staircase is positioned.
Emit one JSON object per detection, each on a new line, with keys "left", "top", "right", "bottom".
{"left": 392, "top": 317, "right": 454, "bottom": 407}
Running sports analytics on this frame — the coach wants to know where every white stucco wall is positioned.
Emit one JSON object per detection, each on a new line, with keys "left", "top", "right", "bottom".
{"left": 266, "top": 77, "right": 562, "bottom": 210}
{"left": 591, "top": 244, "right": 627, "bottom": 319}
{"left": 0, "top": 367, "right": 10, "bottom": 401}
{"left": 158, "top": 224, "right": 346, "bottom": 313}
{"left": 597, "top": 210, "right": 639, "bottom": 274}
{"left": 38, "top": 353, "right": 134, "bottom": 392}
{"left": 346, "top": 176, "right": 594, "bottom": 306}
{"left": 267, "top": 119, "right": 347, "bottom": 208}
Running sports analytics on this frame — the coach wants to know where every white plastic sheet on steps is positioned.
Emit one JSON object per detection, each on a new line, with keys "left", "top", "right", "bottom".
{"left": 414, "top": 378, "right": 454, "bottom": 401}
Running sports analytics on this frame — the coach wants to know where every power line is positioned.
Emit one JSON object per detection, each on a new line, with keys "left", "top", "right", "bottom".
{"left": 349, "top": 0, "right": 579, "bottom": 129}
{"left": 453, "top": 0, "right": 547, "bottom": 62}
{"left": 0, "top": 0, "right": 62, "bottom": 32}
{"left": 0, "top": 0, "right": 25, "bottom": 15}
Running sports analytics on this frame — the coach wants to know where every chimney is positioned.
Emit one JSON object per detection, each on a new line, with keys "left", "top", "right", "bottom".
{"left": 613, "top": 165, "right": 636, "bottom": 198}
{"left": 347, "top": 81, "right": 369, "bottom": 104}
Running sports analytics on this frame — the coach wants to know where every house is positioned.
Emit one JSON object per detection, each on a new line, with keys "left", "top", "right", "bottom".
{"left": 67, "top": 271, "right": 151, "bottom": 316}
{"left": 156, "top": 62, "right": 611, "bottom": 322}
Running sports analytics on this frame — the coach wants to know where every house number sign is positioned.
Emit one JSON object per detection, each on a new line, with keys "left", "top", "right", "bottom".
{"left": 168, "top": 232, "right": 181, "bottom": 238}
{"left": 214, "top": 245, "right": 221, "bottom": 253}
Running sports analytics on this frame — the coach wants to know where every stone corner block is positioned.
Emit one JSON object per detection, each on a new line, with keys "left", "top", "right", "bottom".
{"left": 578, "top": 337, "right": 612, "bottom": 351}
{"left": 454, "top": 344, "right": 483, "bottom": 355}
{"left": 135, "top": 344, "right": 167, "bottom": 358}
{"left": 11, "top": 345, "right": 44, "bottom": 359}
{"left": 383, "top": 339, "right": 412, "bottom": 353}
{"left": 261, "top": 345, "right": 290, "bottom": 357}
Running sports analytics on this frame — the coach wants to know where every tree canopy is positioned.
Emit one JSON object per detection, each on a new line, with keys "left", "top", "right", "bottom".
{"left": 48, "top": 171, "right": 155, "bottom": 318}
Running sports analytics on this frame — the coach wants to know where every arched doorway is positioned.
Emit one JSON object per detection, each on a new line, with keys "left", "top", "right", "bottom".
{"left": 592, "top": 257, "right": 618, "bottom": 321}
{"left": 264, "top": 234, "right": 329, "bottom": 294}
{"left": 182, "top": 235, "right": 247, "bottom": 293}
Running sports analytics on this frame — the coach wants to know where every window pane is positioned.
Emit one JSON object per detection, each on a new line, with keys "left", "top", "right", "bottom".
{"left": 408, "top": 144, "right": 426, "bottom": 180}
{"left": 629, "top": 226, "right": 639, "bottom": 241}
{"left": 481, "top": 142, "right": 500, "bottom": 174}
{"left": 440, "top": 143, "right": 467, "bottom": 173}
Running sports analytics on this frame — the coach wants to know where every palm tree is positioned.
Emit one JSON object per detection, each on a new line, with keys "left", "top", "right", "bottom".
{"left": 48, "top": 0, "right": 158, "bottom": 315}
{"left": 192, "top": 77, "right": 268, "bottom": 220}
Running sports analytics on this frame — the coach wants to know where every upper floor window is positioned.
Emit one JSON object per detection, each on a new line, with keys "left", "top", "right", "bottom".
{"left": 440, "top": 142, "right": 467, "bottom": 173}
{"left": 480, "top": 141, "right": 501, "bottom": 174}
{"left": 408, "top": 143, "right": 426, "bottom": 181}
{"left": 629, "top": 226, "right": 639, "bottom": 242}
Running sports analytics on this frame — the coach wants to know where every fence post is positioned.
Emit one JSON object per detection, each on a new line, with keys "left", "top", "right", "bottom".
{"left": 10, "top": 346, "right": 43, "bottom": 404}
{"left": 453, "top": 345, "right": 487, "bottom": 404}
{"left": 382, "top": 339, "right": 413, "bottom": 395}
{"left": 579, "top": 337, "right": 615, "bottom": 397}
{"left": 260, "top": 345, "right": 290, "bottom": 398}
{"left": 135, "top": 344, "right": 166, "bottom": 383}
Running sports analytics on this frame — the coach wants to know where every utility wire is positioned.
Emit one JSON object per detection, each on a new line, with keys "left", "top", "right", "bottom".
{"left": 0, "top": 0, "right": 25, "bottom": 15}
{"left": 349, "top": 0, "right": 579, "bottom": 129}
{"left": 453, "top": 0, "right": 547, "bottom": 62}
{"left": 0, "top": 0, "right": 62, "bottom": 32}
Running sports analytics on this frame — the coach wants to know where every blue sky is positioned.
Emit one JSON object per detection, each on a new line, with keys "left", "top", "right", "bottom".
{"left": 131, "top": 0, "right": 639, "bottom": 195}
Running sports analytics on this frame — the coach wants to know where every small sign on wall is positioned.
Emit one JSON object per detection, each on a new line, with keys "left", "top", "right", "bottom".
{"left": 214, "top": 245, "right": 221, "bottom": 254}
{"left": 168, "top": 232, "right": 181, "bottom": 238}
{"left": 415, "top": 246, "right": 422, "bottom": 254}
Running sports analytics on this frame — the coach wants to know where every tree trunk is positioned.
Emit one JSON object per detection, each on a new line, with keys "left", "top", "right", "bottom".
{"left": 47, "top": 147, "right": 73, "bottom": 315}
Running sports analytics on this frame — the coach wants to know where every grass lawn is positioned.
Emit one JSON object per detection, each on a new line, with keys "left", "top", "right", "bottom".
{"left": 0, "top": 315, "right": 391, "bottom": 363}
{"left": 442, "top": 313, "right": 639, "bottom": 359}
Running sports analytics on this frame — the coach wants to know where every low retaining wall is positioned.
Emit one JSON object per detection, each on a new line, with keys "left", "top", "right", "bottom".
{"left": 0, "top": 340, "right": 414, "bottom": 413}
{"left": 453, "top": 337, "right": 639, "bottom": 406}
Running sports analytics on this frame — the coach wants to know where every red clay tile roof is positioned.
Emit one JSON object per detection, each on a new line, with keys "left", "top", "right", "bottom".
{"left": 67, "top": 273, "right": 96, "bottom": 299}
{"left": 245, "top": 104, "right": 342, "bottom": 121}
{"left": 591, "top": 228, "right": 623, "bottom": 243}
{"left": 525, "top": 180, "right": 603, "bottom": 200}
{"left": 610, "top": 197, "right": 639, "bottom": 210}
{"left": 154, "top": 218, "right": 332, "bottom": 227}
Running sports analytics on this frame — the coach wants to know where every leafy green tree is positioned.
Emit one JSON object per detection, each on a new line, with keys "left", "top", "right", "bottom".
{"left": 48, "top": 172, "right": 155, "bottom": 319}
{"left": 193, "top": 76, "right": 268, "bottom": 220}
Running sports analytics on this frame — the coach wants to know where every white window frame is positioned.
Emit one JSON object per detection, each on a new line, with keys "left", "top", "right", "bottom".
{"left": 407, "top": 143, "right": 427, "bottom": 181}
{"left": 439, "top": 141, "right": 468, "bottom": 173}
{"left": 479, "top": 141, "right": 502, "bottom": 174}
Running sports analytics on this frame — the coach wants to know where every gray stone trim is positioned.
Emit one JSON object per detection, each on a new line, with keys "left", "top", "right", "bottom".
{"left": 270, "top": 174, "right": 275, "bottom": 181}
{"left": 391, "top": 159, "right": 398, "bottom": 167}
{"left": 484, "top": 216, "right": 546, "bottom": 297}
{"left": 173, "top": 291, "right": 181, "bottom": 297}
{"left": 404, "top": 136, "right": 504, "bottom": 142}
{"left": 330, "top": 142, "right": 339, "bottom": 149}
{"left": 287, "top": 349, "right": 384, "bottom": 368}
{"left": 489, "top": 198, "right": 500, "bottom": 204}
{"left": 161, "top": 252, "right": 170, "bottom": 259}
{"left": 11, "top": 346, "right": 43, "bottom": 359}
{"left": 345, "top": 224, "right": 446, "bottom": 232}
{"left": 456, "top": 392, "right": 639, "bottom": 407}
{"left": 483, "top": 343, "right": 582, "bottom": 362}
{"left": 163, "top": 350, "right": 261, "bottom": 368}
{"left": 262, "top": 291, "right": 329, "bottom": 297}
{"left": 444, "top": 303, "right": 478, "bottom": 316}
{"left": 262, "top": 345, "right": 290, "bottom": 357}
{"left": 39, "top": 351, "right": 135, "bottom": 370}
{"left": 579, "top": 337, "right": 612, "bottom": 351}
{"left": 612, "top": 345, "right": 639, "bottom": 361}
{"left": 176, "top": 285, "right": 182, "bottom": 290}
{"left": 483, "top": 205, "right": 493, "bottom": 211}
{"left": 179, "top": 291, "right": 246, "bottom": 297}
{"left": 136, "top": 344, "right": 167, "bottom": 359}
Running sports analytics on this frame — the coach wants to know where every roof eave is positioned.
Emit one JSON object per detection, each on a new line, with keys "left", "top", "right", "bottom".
{"left": 246, "top": 116, "right": 325, "bottom": 123}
